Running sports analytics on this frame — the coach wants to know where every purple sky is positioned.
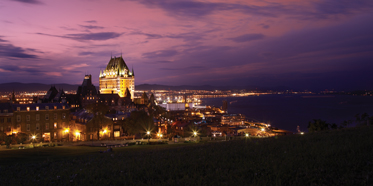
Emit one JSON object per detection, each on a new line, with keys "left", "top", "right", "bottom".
{"left": 0, "top": 0, "right": 372, "bottom": 90}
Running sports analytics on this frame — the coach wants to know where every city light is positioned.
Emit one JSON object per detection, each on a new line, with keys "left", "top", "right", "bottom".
{"left": 147, "top": 131, "right": 150, "bottom": 135}
{"left": 32, "top": 136, "right": 36, "bottom": 139}
{"left": 245, "top": 133, "right": 249, "bottom": 137}
{"left": 261, "top": 128, "right": 265, "bottom": 131}
{"left": 64, "top": 128, "right": 69, "bottom": 133}
{"left": 301, "top": 132, "right": 304, "bottom": 135}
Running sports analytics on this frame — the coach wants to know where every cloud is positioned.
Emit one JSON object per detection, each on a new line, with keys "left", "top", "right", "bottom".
{"left": 135, "top": 1, "right": 280, "bottom": 18}
{"left": 130, "top": 31, "right": 163, "bottom": 39}
{"left": 62, "top": 64, "right": 89, "bottom": 71}
{"left": 146, "top": 60, "right": 174, "bottom": 64}
{"left": 258, "top": 24, "right": 269, "bottom": 29}
{"left": 0, "top": 37, "right": 38, "bottom": 58}
{"left": 142, "top": 50, "right": 178, "bottom": 58}
{"left": 133, "top": 0, "right": 373, "bottom": 20}
{"left": 36, "top": 32, "right": 123, "bottom": 41}
{"left": 228, "top": 34, "right": 265, "bottom": 43}
{"left": 78, "top": 52, "right": 95, "bottom": 56}
{"left": 160, "top": 65, "right": 206, "bottom": 71}
{"left": 79, "top": 25, "right": 104, "bottom": 30}
{"left": 12, "top": 0, "right": 42, "bottom": 4}
{"left": 85, "top": 20, "right": 97, "bottom": 24}
{"left": 130, "top": 31, "right": 203, "bottom": 42}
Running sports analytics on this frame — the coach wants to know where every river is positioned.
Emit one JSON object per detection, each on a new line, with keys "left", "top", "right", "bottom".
{"left": 201, "top": 94, "right": 373, "bottom": 132}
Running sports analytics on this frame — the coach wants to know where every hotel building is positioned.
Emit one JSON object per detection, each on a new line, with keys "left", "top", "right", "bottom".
{"left": 99, "top": 56, "right": 135, "bottom": 100}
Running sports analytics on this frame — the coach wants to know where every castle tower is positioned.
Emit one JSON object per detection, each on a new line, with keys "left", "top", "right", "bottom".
{"left": 99, "top": 56, "right": 135, "bottom": 100}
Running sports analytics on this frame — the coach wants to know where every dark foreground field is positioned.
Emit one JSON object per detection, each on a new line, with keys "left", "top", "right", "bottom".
{"left": 1, "top": 126, "right": 373, "bottom": 185}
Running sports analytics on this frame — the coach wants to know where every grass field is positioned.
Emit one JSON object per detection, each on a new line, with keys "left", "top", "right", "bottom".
{"left": 1, "top": 126, "right": 372, "bottom": 185}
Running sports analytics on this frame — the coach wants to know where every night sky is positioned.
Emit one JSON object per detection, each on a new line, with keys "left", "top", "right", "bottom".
{"left": 0, "top": 0, "right": 372, "bottom": 91}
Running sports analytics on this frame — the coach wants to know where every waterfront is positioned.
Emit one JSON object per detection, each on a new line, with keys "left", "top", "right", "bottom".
{"left": 202, "top": 94, "right": 373, "bottom": 132}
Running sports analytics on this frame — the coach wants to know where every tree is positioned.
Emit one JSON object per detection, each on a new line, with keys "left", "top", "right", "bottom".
{"left": 307, "top": 119, "right": 329, "bottom": 132}
{"left": 86, "top": 103, "right": 110, "bottom": 140}
{"left": 124, "top": 110, "right": 155, "bottom": 137}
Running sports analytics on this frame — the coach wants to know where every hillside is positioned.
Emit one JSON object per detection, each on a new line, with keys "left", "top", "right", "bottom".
{"left": 1, "top": 126, "right": 372, "bottom": 185}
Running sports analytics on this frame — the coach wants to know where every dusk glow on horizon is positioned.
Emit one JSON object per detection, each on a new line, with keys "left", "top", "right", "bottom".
{"left": 1, "top": 0, "right": 372, "bottom": 90}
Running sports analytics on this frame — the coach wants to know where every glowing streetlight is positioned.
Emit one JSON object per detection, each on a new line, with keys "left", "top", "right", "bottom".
{"left": 300, "top": 132, "right": 304, "bottom": 135}
{"left": 245, "top": 133, "right": 249, "bottom": 137}
{"left": 146, "top": 131, "right": 151, "bottom": 142}
{"left": 31, "top": 135, "right": 36, "bottom": 148}
{"left": 261, "top": 128, "right": 265, "bottom": 131}
{"left": 193, "top": 131, "right": 197, "bottom": 137}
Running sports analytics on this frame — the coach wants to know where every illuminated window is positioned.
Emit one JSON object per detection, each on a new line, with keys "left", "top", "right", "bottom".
{"left": 114, "top": 131, "right": 120, "bottom": 137}
{"left": 26, "top": 115, "right": 30, "bottom": 121}
{"left": 46, "top": 123, "right": 49, "bottom": 130}
{"left": 54, "top": 132, "right": 57, "bottom": 138}
{"left": 36, "top": 123, "right": 40, "bottom": 130}
{"left": 36, "top": 114, "right": 40, "bottom": 121}
{"left": 54, "top": 122, "right": 57, "bottom": 129}
{"left": 54, "top": 106, "right": 57, "bottom": 110}
{"left": 62, "top": 106, "right": 66, "bottom": 109}
{"left": 36, "top": 106, "right": 39, "bottom": 111}
{"left": 27, "top": 107, "right": 30, "bottom": 111}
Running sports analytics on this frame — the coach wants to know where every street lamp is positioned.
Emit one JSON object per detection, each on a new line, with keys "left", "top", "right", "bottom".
{"left": 146, "top": 131, "right": 150, "bottom": 143}
{"left": 31, "top": 135, "right": 36, "bottom": 148}
{"left": 64, "top": 128, "right": 69, "bottom": 142}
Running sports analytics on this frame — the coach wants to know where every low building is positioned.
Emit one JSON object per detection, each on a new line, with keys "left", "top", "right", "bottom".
{"left": 221, "top": 114, "right": 246, "bottom": 125}
{"left": 12, "top": 103, "right": 70, "bottom": 142}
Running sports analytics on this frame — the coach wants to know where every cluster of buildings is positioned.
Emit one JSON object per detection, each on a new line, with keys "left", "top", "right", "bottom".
{"left": 0, "top": 55, "right": 292, "bottom": 144}
{"left": 0, "top": 56, "right": 154, "bottom": 142}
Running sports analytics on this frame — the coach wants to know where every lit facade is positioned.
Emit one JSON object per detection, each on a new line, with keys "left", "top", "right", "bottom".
{"left": 99, "top": 56, "right": 135, "bottom": 100}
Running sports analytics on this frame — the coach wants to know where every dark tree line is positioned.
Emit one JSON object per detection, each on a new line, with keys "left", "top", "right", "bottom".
{"left": 308, "top": 113, "right": 373, "bottom": 132}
